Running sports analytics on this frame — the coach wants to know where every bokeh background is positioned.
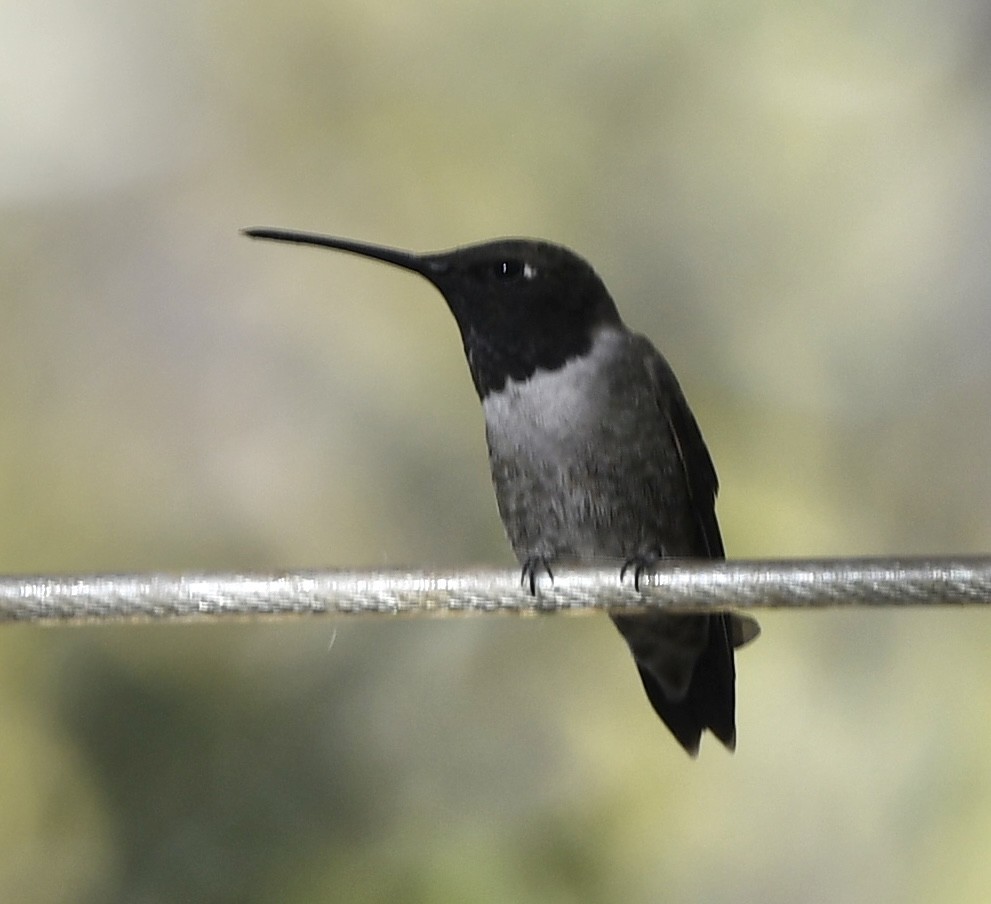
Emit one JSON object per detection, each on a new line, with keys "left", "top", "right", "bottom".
{"left": 3, "top": 2, "right": 991, "bottom": 902}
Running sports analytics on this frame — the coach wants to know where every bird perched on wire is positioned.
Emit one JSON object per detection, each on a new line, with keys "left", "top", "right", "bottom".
{"left": 245, "top": 227, "right": 759, "bottom": 755}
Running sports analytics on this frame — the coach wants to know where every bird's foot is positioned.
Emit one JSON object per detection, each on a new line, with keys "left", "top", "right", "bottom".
{"left": 620, "top": 547, "right": 667, "bottom": 591}
{"left": 520, "top": 556, "right": 554, "bottom": 595}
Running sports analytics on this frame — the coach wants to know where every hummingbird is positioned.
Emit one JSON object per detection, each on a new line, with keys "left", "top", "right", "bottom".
{"left": 244, "top": 227, "right": 759, "bottom": 755}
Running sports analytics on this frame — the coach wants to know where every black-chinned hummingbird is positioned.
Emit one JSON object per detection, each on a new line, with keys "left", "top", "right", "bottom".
{"left": 244, "top": 226, "right": 759, "bottom": 755}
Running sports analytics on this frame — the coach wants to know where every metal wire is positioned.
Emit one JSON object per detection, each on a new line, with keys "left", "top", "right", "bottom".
{"left": 1, "top": 557, "right": 989, "bottom": 625}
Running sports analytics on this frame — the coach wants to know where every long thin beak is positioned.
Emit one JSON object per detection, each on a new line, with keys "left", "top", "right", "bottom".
{"left": 242, "top": 227, "right": 442, "bottom": 277}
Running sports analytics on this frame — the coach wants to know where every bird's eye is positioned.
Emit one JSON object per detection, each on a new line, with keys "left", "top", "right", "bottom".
{"left": 494, "top": 259, "right": 525, "bottom": 279}
{"left": 490, "top": 259, "right": 537, "bottom": 281}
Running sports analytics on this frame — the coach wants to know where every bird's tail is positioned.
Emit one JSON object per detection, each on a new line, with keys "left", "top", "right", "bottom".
{"left": 613, "top": 612, "right": 755, "bottom": 756}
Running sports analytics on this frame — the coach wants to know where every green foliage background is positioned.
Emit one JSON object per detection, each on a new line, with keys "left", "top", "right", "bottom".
{"left": 2, "top": 2, "right": 990, "bottom": 901}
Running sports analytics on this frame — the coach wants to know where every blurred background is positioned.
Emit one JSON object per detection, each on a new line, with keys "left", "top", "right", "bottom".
{"left": 2, "top": 1, "right": 991, "bottom": 901}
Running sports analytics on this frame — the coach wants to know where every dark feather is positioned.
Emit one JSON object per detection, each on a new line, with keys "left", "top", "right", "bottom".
{"left": 619, "top": 350, "right": 749, "bottom": 751}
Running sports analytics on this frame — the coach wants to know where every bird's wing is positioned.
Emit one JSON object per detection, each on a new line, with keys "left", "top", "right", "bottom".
{"left": 641, "top": 344, "right": 724, "bottom": 559}
{"left": 643, "top": 342, "right": 760, "bottom": 649}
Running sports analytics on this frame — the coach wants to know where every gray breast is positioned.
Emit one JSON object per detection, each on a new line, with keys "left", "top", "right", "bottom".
{"left": 481, "top": 328, "right": 695, "bottom": 562}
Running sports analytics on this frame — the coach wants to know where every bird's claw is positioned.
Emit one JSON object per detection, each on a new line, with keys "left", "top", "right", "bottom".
{"left": 620, "top": 549, "right": 665, "bottom": 591}
{"left": 520, "top": 556, "right": 554, "bottom": 595}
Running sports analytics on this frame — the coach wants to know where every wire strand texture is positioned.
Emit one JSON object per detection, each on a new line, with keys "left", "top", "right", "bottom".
{"left": 1, "top": 557, "right": 989, "bottom": 625}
